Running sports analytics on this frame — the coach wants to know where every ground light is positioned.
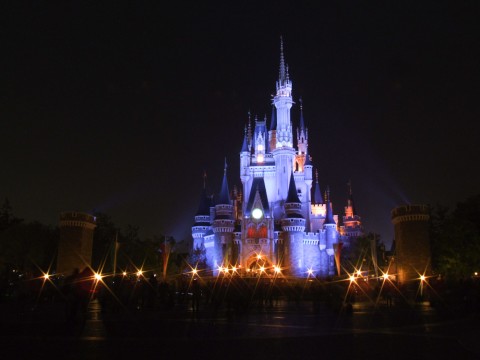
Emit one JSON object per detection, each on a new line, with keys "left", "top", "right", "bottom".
{"left": 94, "top": 273, "right": 102, "bottom": 281}
{"left": 382, "top": 273, "right": 389, "bottom": 280}
{"left": 349, "top": 275, "right": 356, "bottom": 283}
{"left": 419, "top": 274, "right": 427, "bottom": 297}
{"left": 43, "top": 273, "right": 50, "bottom": 280}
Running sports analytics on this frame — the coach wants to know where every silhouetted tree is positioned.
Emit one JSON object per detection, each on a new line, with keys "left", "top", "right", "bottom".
{"left": 430, "top": 195, "right": 480, "bottom": 279}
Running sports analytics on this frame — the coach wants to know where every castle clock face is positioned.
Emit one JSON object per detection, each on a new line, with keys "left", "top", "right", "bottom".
{"left": 252, "top": 208, "right": 263, "bottom": 219}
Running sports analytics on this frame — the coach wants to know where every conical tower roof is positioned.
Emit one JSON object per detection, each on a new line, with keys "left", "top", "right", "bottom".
{"left": 313, "top": 170, "right": 322, "bottom": 204}
{"left": 324, "top": 186, "right": 335, "bottom": 224}
{"left": 286, "top": 171, "right": 301, "bottom": 204}
{"left": 218, "top": 159, "right": 231, "bottom": 205}
{"left": 196, "top": 172, "right": 211, "bottom": 215}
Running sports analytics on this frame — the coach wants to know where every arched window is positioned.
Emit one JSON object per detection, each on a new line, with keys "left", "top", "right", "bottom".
{"left": 257, "top": 225, "right": 267, "bottom": 238}
{"left": 247, "top": 225, "right": 256, "bottom": 238}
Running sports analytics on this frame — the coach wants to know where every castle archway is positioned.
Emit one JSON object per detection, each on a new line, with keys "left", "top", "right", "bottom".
{"left": 245, "top": 253, "right": 274, "bottom": 275}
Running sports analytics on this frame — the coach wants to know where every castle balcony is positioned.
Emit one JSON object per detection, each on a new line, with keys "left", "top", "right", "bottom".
{"left": 213, "top": 226, "right": 235, "bottom": 233}
{"left": 246, "top": 238, "right": 269, "bottom": 246}
{"left": 194, "top": 215, "right": 211, "bottom": 223}
{"left": 281, "top": 218, "right": 306, "bottom": 232}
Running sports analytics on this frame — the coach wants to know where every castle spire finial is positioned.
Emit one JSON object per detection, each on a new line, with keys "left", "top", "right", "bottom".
{"left": 279, "top": 36, "right": 286, "bottom": 83}
{"left": 203, "top": 170, "right": 207, "bottom": 189}
{"left": 224, "top": 157, "right": 227, "bottom": 175}
{"left": 299, "top": 97, "right": 305, "bottom": 131}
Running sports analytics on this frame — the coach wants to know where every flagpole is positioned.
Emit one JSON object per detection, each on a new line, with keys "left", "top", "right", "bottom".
{"left": 113, "top": 232, "right": 118, "bottom": 276}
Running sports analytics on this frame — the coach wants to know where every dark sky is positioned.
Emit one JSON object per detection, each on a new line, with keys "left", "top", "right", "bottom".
{"left": 2, "top": 1, "right": 479, "bottom": 248}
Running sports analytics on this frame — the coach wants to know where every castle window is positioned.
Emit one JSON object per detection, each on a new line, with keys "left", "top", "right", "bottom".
{"left": 257, "top": 225, "right": 267, "bottom": 238}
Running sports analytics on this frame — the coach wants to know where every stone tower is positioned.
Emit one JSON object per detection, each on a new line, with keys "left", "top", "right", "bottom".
{"left": 391, "top": 204, "right": 431, "bottom": 284}
{"left": 57, "top": 211, "right": 96, "bottom": 276}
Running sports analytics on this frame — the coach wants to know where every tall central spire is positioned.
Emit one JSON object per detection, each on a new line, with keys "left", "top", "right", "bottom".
{"left": 274, "top": 36, "right": 293, "bottom": 148}
{"left": 279, "top": 36, "right": 286, "bottom": 84}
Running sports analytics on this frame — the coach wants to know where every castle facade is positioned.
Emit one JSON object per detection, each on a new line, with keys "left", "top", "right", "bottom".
{"left": 191, "top": 40, "right": 362, "bottom": 278}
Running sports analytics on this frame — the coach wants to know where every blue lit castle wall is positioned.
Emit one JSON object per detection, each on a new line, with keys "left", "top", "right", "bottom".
{"left": 191, "top": 39, "right": 363, "bottom": 278}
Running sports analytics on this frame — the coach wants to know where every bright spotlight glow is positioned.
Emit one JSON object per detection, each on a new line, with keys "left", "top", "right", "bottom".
{"left": 259, "top": 266, "right": 265, "bottom": 272}
{"left": 231, "top": 266, "right": 237, "bottom": 272}
{"left": 356, "top": 270, "right": 362, "bottom": 276}
{"left": 256, "top": 254, "right": 262, "bottom": 260}
{"left": 274, "top": 266, "right": 281, "bottom": 274}
{"left": 349, "top": 275, "right": 355, "bottom": 282}
{"left": 43, "top": 273, "right": 50, "bottom": 280}
{"left": 192, "top": 268, "right": 198, "bottom": 275}
{"left": 420, "top": 275, "right": 426, "bottom": 281}
{"left": 137, "top": 270, "right": 143, "bottom": 276}
{"left": 122, "top": 271, "right": 127, "bottom": 276}
{"left": 217, "top": 266, "right": 223, "bottom": 273}
{"left": 382, "top": 273, "right": 389, "bottom": 280}
{"left": 94, "top": 273, "right": 102, "bottom": 281}
{"left": 307, "top": 268, "right": 313, "bottom": 276}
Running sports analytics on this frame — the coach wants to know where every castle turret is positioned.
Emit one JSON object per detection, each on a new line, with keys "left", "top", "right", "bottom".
{"left": 391, "top": 204, "right": 431, "bottom": 285}
{"left": 281, "top": 172, "right": 306, "bottom": 276}
{"left": 240, "top": 125, "right": 250, "bottom": 184}
{"left": 296, "top": 98, "right": 308, "bottom": 172}
{"left": 57, "top": 212, "right": 96, "bottom": 276}
{"left": 341, "top": 181, "right": 363, "bottom": 240}
{"left": 268, "top": 105, "right": 277, "bottom": 152}
{"left": 324, "top": 187, "right": 338, "bottom": 276}
{"left": 253, "top": 115, "right": 267, "bottom": 165}
{"left": 212, "top": 160, "right": 235, "bottom": 270}
{"left": 192, "top": 172, "right": 212, "bottom": 249}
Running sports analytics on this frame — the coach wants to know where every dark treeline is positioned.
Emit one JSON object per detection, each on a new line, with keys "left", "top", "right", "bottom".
{"left": 1, "top": 194, "right": 480, "bottom": 299}
{"left": 0, "top": 199, "right": 187, "bottom": 301}
{"left": 430, "top": 194, "right": 480, "bottom": 280}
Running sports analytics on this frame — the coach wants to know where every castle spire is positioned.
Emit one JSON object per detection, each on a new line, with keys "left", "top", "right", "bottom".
{"left": 218, "top": 158, "right": 230, "bottom": 205}
{"left": 346, "top": 180, "right": 356, "bottom": 215}
{"left": 299, "top": 97, "right": 305, "bottom": 131}
{"left": 270, "top": 104, "right": 277, "bottom": 130}
{"left": 241, "top": 125, "right": 248, "bottom": 152}
{"left": 286, "top": 171, "right": 301, "bottom": 204}
{"left": 313, "top": 169, "right": 323, "bottom": 204}
{"left": 279, "top": 36, "right": 286, "bottom": 84}
{"left": 324, "top": 186, "right": 335, "bottom": 224}
{"left": 247, "top": 111, "right": 252, "bottom": 152}
{"left": 196, "top": 172, "right": 211, "bottom": 216}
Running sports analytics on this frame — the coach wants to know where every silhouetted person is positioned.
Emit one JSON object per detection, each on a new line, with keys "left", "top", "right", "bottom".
{"left": 191, "top": 278, "right": 201, "bottom": 313}
{"left": 63, "top": 268, "right": 80, "bottom": 326}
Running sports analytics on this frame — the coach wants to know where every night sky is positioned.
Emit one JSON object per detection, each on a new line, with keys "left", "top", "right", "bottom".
{"left": 3, "top": 1, "right": 480, "bottom": 248}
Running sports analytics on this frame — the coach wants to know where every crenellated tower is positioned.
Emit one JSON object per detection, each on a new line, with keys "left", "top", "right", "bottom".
{"left": 281, "top": 172, "right": 306, "bottom": 276}
{"left": 212, "top": 160, "right": 235, "bottom": 271}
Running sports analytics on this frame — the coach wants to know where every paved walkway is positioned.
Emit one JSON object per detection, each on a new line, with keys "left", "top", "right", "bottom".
{"left": 1, "top": 299, "right": 479, "bottom": 359}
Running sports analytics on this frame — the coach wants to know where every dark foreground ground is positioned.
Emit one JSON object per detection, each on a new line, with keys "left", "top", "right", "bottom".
{"left": 1, "top": 296, "right": 479, "bottom": 360}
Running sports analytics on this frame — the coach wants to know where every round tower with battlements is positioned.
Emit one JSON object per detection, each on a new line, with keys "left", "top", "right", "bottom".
{"left": 57, "top": 211, "right": 96, "bottom": 276}
{"left": 391, "top": 204, "right": 431, "bottom": 284}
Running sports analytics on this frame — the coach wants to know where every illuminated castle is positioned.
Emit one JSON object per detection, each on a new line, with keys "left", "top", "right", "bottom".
{"left": 191, "top": 40, "right": 363, "bottom": 278}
